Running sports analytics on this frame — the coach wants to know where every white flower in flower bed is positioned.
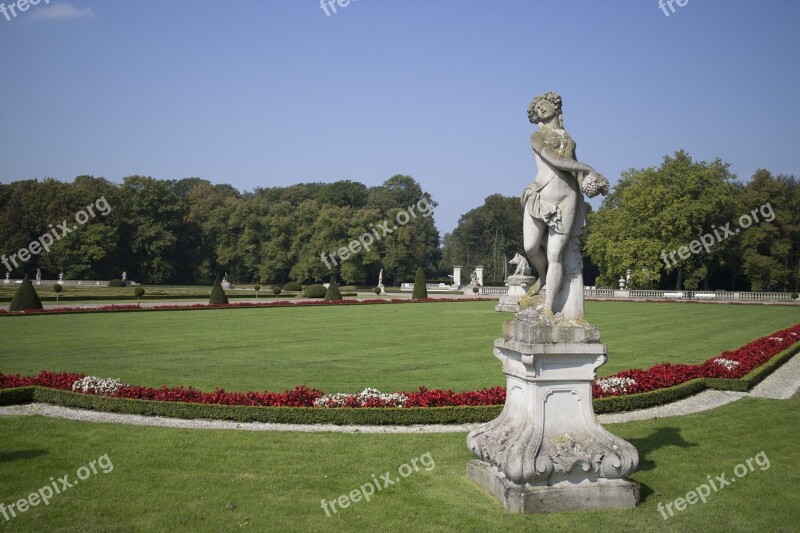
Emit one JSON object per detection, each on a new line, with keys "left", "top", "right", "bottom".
{"left": 595, "top": 377, "right": 636, "bottom": 394}
{"left": 71, "top": 376, "right": 127, "bottom": 396}
{"left": 768, "top": 337, "right": 784, "bottom": 342}
{"left": 713, "top": 358, "right": 740, "bottom": 371}
{"left": 314, "top": 388, "right": 408, "bottom": 408}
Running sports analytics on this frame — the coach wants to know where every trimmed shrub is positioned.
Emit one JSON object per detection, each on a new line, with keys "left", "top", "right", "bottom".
{"left": 53, "top": 284, "right": 63, "bottom": 302}
{"left": 374, "top": 287, "right": 382, "bottom": 295}
{"left": 283, "top": 281, "right": 302, "bottom": 292}
{"left": 108, "top": 279, "right": 126, "bottom": 287}
{"left": 324, "top": 275, "right": 343, "bottom": 300}
{"left": 303, "top": 284, "right": 327, "bottom": 298}
{"left": 209, "top": 277, "right": 229, "bottom": 305}
{"left": 0, "top": 386, "right": 34, "bottom": 406}
{"left": 411, "top": 268, "right": 428, "bottom": 300}
{"left": 272, "top": 286, "right": 281, "bottom": 296}
{"left": 9, "top": 275, "right": 43, "bottom": 311}
{"left": 134, "top": 287, "right": 145, "bottom": 305}
{"left": 792, "top": 292, "right": 799, "bottom": 300}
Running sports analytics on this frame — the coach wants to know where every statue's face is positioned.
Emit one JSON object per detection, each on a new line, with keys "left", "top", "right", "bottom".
{"left": 534, "top": 99, "right": 557, "bottom": 122}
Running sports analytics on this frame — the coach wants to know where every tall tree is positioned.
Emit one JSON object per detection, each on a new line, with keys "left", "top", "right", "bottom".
{"left": 736, "top": 170, "right": 799, "bottom": 291}
{"left": 585, "top": 151, "right": 738, "bottom": 289}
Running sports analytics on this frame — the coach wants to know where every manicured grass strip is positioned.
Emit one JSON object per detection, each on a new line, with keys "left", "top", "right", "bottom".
{"left": 1, "top": 395, "right": 798, "bottom": 531}
{"left": 1, "top": 301, "right": 797, "bottom": 394}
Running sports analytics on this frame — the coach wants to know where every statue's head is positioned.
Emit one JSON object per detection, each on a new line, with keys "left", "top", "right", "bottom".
{"left": 527, "top": 92, "right": 563, "bottom": 126}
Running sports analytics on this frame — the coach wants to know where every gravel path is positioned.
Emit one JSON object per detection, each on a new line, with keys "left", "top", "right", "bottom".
{"left": 1, "top": 353, "right": 797, "bottom": 433}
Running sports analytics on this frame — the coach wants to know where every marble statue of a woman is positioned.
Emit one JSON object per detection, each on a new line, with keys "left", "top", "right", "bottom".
{"left": 521, "top": 92, "right": 608, "bottom": 321}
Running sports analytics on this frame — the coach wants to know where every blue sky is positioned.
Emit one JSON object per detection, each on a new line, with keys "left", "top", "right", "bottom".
{"left": 1, "top": 0, "right": 798, "bottom": 234}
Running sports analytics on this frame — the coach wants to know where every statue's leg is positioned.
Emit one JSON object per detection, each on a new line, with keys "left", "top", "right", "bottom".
{"left": 544, "top": 232, "right": 569, "bottom": 315}
{"left": 523, "top": 216, "right": 547, "bottom": 295}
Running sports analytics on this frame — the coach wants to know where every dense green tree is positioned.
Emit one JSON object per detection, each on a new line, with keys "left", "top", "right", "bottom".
{"left": 441, "top": 194, "right": 523, "bottom": 282}
{"left": 119, "top": 176, "right": 184, "bottom": 284}
{"left": 585, "top": 151, "right": 738, "bottom": 289}
{"left": 736, "top": 170, "right": 800, "bottom": 291}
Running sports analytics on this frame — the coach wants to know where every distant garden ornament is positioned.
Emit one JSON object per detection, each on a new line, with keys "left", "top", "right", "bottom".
{"left": 509, "top": 253, "right": 531, "bottom": 277}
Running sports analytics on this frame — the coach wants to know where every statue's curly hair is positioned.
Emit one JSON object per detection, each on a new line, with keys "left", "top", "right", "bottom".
{"left": 527, "top": 91, "right": 564, "bottom": 128}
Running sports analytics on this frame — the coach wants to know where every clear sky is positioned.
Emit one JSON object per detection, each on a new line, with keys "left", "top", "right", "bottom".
{"left": 1, "top": 0, "right": 798, "bottom": 235}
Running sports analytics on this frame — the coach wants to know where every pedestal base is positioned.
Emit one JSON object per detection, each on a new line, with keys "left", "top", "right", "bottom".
{"left": 466, "top": 317, "right": 640, "bottom": 514}
{"left": 496, "top": 275, "right": 537, "bottom": 312}
{"left": 467, "top": 460, "right": 640, "bottom": 514}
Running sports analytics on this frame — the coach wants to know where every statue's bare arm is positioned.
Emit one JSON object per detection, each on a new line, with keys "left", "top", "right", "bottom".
{"left": 531, "top": 132, "right": 594, "bottom": 176}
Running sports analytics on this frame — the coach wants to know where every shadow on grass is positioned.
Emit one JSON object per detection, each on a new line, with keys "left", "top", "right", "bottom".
{"left": 629, "top": 426, "right": 698, "bottom": 502}
{"left": 0, "top": 449, "right": 48, "bottom": 463}
{"left": 630, "top": 426, "right": 699, "bottom": 472}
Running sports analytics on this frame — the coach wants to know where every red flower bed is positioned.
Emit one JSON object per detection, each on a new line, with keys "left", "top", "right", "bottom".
{"left": 2, "top": 324, "right": 798, "bottom": 408}
{"left": 593, "top": 324, "right": 800, "bottom": 398}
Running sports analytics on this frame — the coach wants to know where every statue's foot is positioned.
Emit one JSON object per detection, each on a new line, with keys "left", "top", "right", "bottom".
{"left": 525, "top": 279, "right": 542, "bottom": 297}
{"left": 543, "top": 308, "right": 556, "bottom": 321}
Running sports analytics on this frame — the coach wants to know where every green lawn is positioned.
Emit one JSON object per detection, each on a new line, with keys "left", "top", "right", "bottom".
{"left": 0, "top": 301, "right": 797, "bottom": 393}
{"left": 1, "top": 394, "right": 797, "bottom": 532}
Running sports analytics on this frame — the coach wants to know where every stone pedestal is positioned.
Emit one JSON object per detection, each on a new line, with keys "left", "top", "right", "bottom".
{"left": 466, "top": 313, "right": 640, "bottom": 514}
{"left": 496, "top": 275, "right": 536, "bottom": 312}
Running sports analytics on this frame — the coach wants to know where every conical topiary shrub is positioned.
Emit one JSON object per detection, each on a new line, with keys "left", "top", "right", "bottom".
{"left": 209, "top": 276, "right": 229, "bottom": 305}
{"left": 411, "top": 268, "right": 428, "bottom": 300}
{"left": 9, "top": 274, "right": 43, "bottom": 311}
{"left": 324, "top": 275, "right": 343, "bottom": 301}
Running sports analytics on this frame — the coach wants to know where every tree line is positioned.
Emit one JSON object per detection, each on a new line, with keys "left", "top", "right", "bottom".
{"left": 3, "top": 151, "right": 797, "bottom": 291}
{"left": 0, "top": 174, "right": 440, "bottom": 286}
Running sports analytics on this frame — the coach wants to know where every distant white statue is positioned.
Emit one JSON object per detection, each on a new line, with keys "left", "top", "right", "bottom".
{"left": 58, "top": 271, "right": 64, "bottom": 283}
{"left": 470, "top": 270, "right": 479, "bottom": 286}
{"left": 509, "top": 253, "right": 532, "bottom": 276}
{"left": 122, "top": 271, "right": 127, "bottom": 282}
{"left": 377, "top": 269, "right": 386, "bottom": 295}
{"left": 36, "top": 268, "right": 42, "bottom": 283}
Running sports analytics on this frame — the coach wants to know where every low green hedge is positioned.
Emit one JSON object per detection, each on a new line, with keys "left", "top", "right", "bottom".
{"left": 303, "top": 284, "right": 327, "bottom": 298}
{"left": 2, "top": 344, "right": 797, "bottom": 425}
{"left": 0, "top": 386, "right": 34, "bottom": 406}
{"left": 593, "top": 378, "right": 706, "bottom": 414}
